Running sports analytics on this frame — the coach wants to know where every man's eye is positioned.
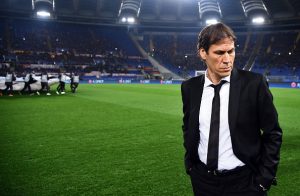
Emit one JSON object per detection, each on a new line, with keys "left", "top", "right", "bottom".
{"left": 228, "top": 49, "right": 235, "bottom": 54}
{"left": 216, "top": 51, "right": 225, "bottom": 55}
{"left": 215, "top": 49, "right": 235, "bottom": 55}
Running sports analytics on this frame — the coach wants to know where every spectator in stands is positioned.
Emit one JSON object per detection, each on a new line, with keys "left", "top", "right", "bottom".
{"left": 70, "top": 72, "right": 79, "bottom": 93}
{"left": 181, "top": 23, "right": 282, "bottom": 196}
{"left": 40, "top": 71, "right": 51, "bottom": 95}
{"left": 4, "top": 71, "right": 15, "bottom": 96}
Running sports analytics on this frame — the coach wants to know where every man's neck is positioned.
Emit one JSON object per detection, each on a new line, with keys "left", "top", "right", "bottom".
{"left": 206, "top": 71, "right": 221, "bottom": 85}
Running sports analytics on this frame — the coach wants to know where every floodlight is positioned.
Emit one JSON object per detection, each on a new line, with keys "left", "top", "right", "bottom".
{"left": 127, "top": 17, "right": 135, "bottom": 23}
{"left": 205, "top": 18, "right": 219, "bottom": 25}
{"left": 241, "top": 0, "right": 269, "bottom": 25}
{"left": 118, "top": 0, "right": 141, "bottom": 24}
{"left": 32, "top": 0, "right": 55, "bottom": 19}
{"left": 198, "top": 0, "right": 222, "bottom": 25}
{"left": 252, "top": 16, "right": 265, "bottom": 24}
{"left": 121, "top": 17, "right": 127, "bottom": 23}
{"left": 37, "top": 11, "right": 51, "bottom": 18}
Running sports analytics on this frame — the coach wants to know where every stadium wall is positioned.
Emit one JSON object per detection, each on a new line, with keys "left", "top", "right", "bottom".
{"left": 82, "top": 79, "right": 300, "bottom": 88}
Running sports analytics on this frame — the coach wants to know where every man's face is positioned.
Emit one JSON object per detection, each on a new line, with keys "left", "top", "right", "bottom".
{"left": 199, "top": 37, "right": 235, "bottom": 82}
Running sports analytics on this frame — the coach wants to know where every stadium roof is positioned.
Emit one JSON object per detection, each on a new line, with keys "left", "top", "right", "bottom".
{"left": 1, "top": 0, "right": 300, "bottom": 29}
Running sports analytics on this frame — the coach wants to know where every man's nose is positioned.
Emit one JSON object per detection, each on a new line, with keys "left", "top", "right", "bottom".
{"left": 223, "top": 52, "right": 230, "bottom": 63}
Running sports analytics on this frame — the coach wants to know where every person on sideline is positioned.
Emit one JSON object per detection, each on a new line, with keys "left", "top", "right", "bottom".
{"left": 21, "top": 73, "right": 33, "bottom": 95}
{"left": 56, "top": 72, "right": 66, "bottom": 95}
{"left": 181, "top": 23, "right": 282, "bottom": 196}
{"left": 70, "top": 72, "right": 79, "bottom": 93}
{"left": 4, "top": 71, "right": 15, "bottom": 96}
{"left": 40, "top": 71, "right": 51, "bottom": 95}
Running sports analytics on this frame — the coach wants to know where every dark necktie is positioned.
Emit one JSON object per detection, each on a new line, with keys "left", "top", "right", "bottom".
{"left": 207, "top": 80, "right": 227, "bottom": 171}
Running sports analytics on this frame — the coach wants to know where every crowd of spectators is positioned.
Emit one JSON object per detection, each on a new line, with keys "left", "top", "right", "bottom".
{"left": 1, "top": 18, "right": 300, "bottom": 81}
{"left": 139, "top": 30, "right": 300, "bottom": 78}
{"left": 0, "top": 19, "right": 159, "bottom": 81}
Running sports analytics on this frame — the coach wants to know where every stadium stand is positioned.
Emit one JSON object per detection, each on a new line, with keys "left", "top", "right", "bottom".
{"left": 0, "top": 18, "right": 162, "bottom": 81}
{"left": 0, "top": 17, "right": 300, "bottom": 83}
{"left": 136, "top": 30, "right": 300, "bottom": 80}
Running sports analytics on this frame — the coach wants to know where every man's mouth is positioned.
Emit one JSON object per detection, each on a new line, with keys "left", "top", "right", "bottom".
{"left": 221, "top": 67, "right": 232, "bottom": 72}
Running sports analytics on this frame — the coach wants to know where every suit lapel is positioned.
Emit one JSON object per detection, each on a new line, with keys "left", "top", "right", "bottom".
{"left": 229, "top": 68, "right": 241, "bottom": 134}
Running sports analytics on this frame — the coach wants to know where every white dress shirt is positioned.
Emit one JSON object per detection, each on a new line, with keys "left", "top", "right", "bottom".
{"left": 198, "top": 71, "right": 245, "bottom": 170}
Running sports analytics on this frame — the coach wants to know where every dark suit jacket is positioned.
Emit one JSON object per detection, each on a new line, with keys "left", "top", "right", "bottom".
{"left": 181, "top": 68, "right": 282, "bottom": 189}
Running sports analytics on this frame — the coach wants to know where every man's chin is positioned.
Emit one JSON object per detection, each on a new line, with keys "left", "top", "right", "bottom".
{"left": 219, "top": 69, "right": 232, "bottom": 77}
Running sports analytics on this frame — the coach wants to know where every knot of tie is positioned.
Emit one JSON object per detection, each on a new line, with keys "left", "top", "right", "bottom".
{"left": 210, "top": 80, "right": 227, "bottom": 93}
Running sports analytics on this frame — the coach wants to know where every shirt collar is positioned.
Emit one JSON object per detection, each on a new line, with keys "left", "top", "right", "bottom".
{"left": 204, "top": 69, "right": 231, "bottom": 87}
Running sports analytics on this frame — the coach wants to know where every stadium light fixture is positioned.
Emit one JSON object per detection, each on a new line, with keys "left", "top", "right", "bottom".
{"left": 127, "top": 17, "right": 135, "bottom": 23}
{"left": 121, "top": 17, "right": 127, "bottom": 23}
{"left": 118, "top": 0, "right": 141, "bottom": 24}
{"left": 120, "top": 16, "right": 136, "bottom": 24}
{"left": 32, "top": 0, "right": 55, "bottom": 19}
{"left": 198, "top": 0, "right": 222, "bottom": 26}
{"left": 37, "top": 10, "right": 51, "bottom": 18}
{"left": 241, "top": 0, "right": 269, "bottom": 25}
{"left": 205, "top": 18, "right": 219, "bottom": 25}
{"left": 252, "top": 16, "right": 265, "bottom": 24}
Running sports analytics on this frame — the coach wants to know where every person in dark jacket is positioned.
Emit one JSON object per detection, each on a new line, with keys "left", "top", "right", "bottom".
{"left": 40, "top": 71, "right": 51, "bottom": 95}
{"left": 4, "top": 71, "right": 15, "bottom": 96}
{"left": 181, "top": 22, "right": 282, "bottom": 196}
{"left": 70, "top": 72, "right": 79, "bottom": 93}
{"left": 21, "top": 72, "right": 34, "bottom": 95}
{"left": 56, "top": 72, "right": 66, "bottom": 95}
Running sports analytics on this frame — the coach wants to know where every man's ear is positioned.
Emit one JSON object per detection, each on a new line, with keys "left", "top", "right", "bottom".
{"left": 199, "top": 48, "right": 207, "bottom": 61}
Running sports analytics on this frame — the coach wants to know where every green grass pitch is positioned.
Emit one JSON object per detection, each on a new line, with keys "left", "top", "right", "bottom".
{"left": 0, "top": 84, "right": 299, "bottom": 195}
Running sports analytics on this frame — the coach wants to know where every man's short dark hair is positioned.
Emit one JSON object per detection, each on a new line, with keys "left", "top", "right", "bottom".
{"left": 197, "top": 23, "right": 236, "bottom": 53}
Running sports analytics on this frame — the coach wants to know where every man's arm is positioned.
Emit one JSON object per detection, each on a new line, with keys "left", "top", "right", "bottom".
{"left": 181, "top": 81, "right": 193, "bottom": 174}
{"left": 256, "top": 75, "right": 283, "bottom": 190}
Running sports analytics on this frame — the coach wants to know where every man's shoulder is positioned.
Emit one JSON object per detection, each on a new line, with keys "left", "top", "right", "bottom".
{"left": 235, "top": 68, "right": 263, "bottom": 80}
{"left": 182, "top": 75, "right": 204, "bottom": 86}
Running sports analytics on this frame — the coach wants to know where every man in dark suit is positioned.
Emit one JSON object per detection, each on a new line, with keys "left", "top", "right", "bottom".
{"left": 181, "top": 23, "right": 282, "bottom": 196}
